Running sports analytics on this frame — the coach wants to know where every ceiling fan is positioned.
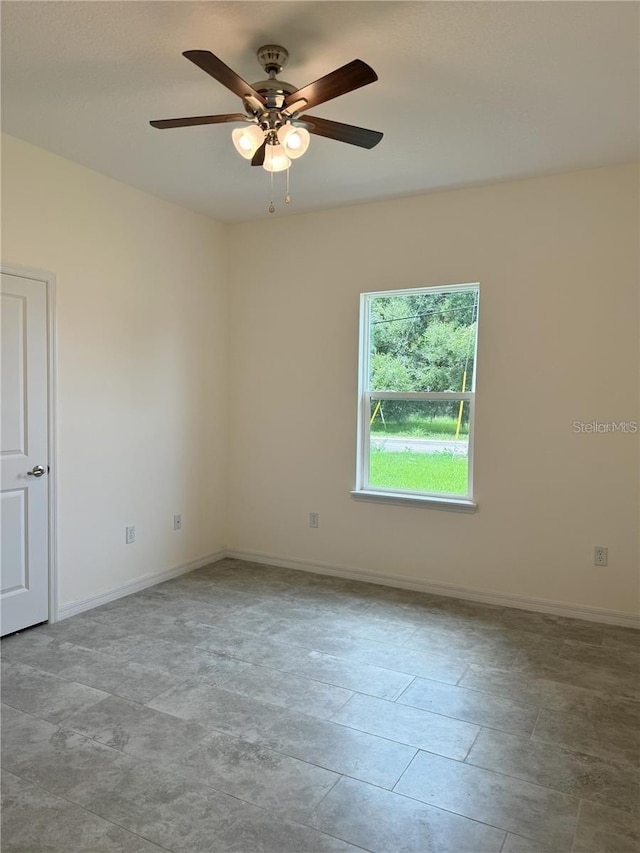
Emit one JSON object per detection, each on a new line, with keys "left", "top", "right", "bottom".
{"left": 150, "top": 45, "right": 383, "bottom": 176}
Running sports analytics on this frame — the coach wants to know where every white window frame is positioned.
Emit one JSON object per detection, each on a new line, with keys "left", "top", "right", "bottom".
{"left": 352, "top": 283, "right": 479, "bottom": 512}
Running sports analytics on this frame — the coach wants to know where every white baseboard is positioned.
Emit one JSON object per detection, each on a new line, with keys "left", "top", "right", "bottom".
{"left": 226, "top": 547, "right": 640, "bottom": 629}
{"left": 56, "top": 551, "right": 226, "bottom": 621}
{"left": 55, "top": 546, "right": 639, "bottom": 629}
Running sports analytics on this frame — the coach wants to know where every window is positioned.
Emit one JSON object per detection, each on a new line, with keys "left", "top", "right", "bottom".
{"left": 353, "top": 283, "right": 479, "bottom": 510}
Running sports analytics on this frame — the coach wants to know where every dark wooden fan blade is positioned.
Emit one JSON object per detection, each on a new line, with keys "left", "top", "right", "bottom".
{"left": 284, "top": 59, "right": 377, "bottom": 112}
{"left": 150, "top": 114, "right": 247, "bottom": 129}
{"left": 251, "top": 140, "right": 266, "bottom": 166}
{"left": 301, "top": 114, "right": 383, "bottom": 149}
{"left": 183, "top": 50, "right": 266, "bottom": 106}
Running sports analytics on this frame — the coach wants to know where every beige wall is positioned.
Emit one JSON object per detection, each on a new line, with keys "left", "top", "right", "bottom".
{"left": 2, "top": 134, "right": 229, "bottom": 609}
{"left": 227, "top": 164, "right": 639, "bottom": 617}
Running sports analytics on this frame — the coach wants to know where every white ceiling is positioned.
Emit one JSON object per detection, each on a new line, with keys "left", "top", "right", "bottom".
{"left": 2, "top": 1, "right": 638, "bottom": 223}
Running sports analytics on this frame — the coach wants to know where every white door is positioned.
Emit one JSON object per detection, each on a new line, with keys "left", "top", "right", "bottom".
{"left": 1, "top": 270, "right": 50, "bottom": 635}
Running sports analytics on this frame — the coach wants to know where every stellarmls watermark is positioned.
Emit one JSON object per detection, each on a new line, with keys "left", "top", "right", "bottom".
{"left": 573, "top": 420, "right": 638, "bottom": 434}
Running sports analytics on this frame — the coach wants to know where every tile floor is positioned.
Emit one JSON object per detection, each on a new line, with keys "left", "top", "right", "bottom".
{"left": 1, "top": 558, "right": 638, "bottom": 852}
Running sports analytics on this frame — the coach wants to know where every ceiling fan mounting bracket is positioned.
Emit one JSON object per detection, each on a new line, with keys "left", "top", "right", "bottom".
{"left": 256, "top": 44, "right": 289, "bottom": 75}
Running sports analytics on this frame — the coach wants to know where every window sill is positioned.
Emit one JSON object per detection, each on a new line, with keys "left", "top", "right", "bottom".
{"left": 350, "top": 490, "right": 478, "bottom": 513}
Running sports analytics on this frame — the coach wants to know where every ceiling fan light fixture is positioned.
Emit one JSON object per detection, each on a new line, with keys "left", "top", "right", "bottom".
{"left": 232, "top": 125, "right": 264, "bottom": 159}
{"left": 277, "top": 123, "right": 310, "bottom": 159}
{"left": 263, "top": 142, "right": 291, "bottom": 173}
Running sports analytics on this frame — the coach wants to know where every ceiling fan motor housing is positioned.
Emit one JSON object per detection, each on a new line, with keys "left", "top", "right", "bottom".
{"left": 249, "top": 77, "right": 297, "bottom": 113}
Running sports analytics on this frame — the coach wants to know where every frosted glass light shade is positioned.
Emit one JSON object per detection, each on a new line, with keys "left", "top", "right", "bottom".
{"left": 263, "top": 143, "right": 291, "bottom": 173}
{"left": 277, "top": 124, "right": 310, "bottom": 159}
{"left": 232, "top": 125, "right": 264, "bottom": 159}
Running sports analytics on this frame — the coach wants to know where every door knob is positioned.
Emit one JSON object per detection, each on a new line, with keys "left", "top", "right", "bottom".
{"left": 27, "top": 465, "right": 46, "bottom": 478}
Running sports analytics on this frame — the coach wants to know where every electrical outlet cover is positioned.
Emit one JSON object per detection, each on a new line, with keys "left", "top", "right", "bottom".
{"left": 594, "top": 546, "right": 608, "bottom": 566}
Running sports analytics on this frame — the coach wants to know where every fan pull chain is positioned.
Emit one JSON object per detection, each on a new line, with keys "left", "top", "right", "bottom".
{"left": 285, "top": 167, "right": 291, "bottom": 205}
{"left": 268, "top": 169, "right": 275, "bottom": 214}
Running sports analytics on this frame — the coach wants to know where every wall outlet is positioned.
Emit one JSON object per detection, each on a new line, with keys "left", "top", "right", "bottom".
{"left": 174, "top": 514, "right": 182, "bottom": 531}
{"left": 125, "top": 525, "right": 136, "bottom": 545}
{"left": 594, "top": 546, "right": 608, "bottom": 567}
{"left": 309, "top": 512, "right": 319, "bottom": 528}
